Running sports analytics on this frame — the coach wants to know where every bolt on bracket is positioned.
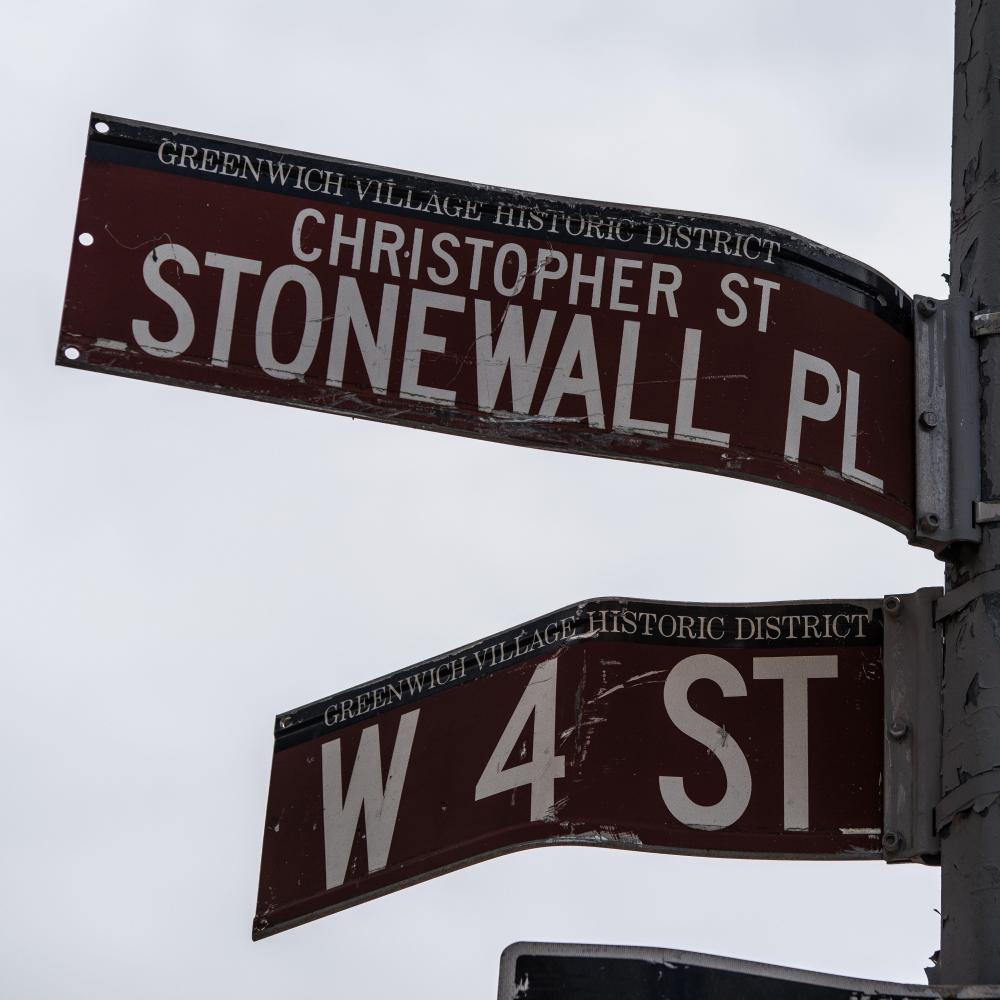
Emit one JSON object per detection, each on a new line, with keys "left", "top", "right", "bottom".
{"left": 882, "top": 587, "right": 944, "bottom": 864}
{"left": 913, "top": 294, "right": 981, "bottom": 551}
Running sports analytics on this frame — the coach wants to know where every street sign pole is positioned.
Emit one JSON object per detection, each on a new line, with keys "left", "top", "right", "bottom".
{"left": 939, "top": 0, "right": 1000, "bottom": 985}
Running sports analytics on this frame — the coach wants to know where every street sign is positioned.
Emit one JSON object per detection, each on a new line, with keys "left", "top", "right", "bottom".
{"left": 254, "top": 596, "right": 887, "bottom": 940}
{"left": 60, "top": 114, "right": 914, "bottom": 534}
{"left": 496, "top": 943, "right": 992, "bottom": 1000}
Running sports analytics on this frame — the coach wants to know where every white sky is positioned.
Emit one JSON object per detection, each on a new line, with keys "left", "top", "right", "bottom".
{"left": 3, "top": 2, "right": 953, "bottom": 996}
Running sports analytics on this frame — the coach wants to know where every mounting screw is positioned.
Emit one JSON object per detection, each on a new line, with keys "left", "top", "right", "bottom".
{"left": 888, "top": 719, "right": 909, "bottom": 740}
{"left": 918, "top": 297, "right": 938, "bottom": 318}
{"left": 919, "top": 410, "right": 939, "bottom": 430}
{"left": 884, "top": 595, "right": 903, "bottom": 618}
{"left": 279, "top": 715, "right": 293, "bottom": 730}
{"left": 919, "top": 513, "right": 941, "bottom": 533}
{"left": 882, "top": 831, "right": 902, "bottom": 854}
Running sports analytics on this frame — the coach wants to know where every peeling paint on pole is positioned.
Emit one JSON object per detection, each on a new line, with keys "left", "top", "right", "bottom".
{"left": 939, "top": 0, "right": 1000, "bottom": 985}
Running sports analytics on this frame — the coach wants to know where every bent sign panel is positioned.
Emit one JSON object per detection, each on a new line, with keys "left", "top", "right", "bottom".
{"left": 60, "top": 114, "right": 914, "bottom": 533}
{"left": 254, "top": 597, "right": 884, "bottom": 939}
{"left": 496, "top": 943, "right": 987, "bottom": 1000}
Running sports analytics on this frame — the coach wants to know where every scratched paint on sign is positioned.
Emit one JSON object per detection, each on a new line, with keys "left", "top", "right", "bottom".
{"left": 59, "top": 114, "right": 915, "bottom": 533}
{"left": 254, "top": 597, "right": 884, "bottom": 939}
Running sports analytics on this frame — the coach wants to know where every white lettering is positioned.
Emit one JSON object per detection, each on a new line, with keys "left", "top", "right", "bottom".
{"left": 203, "top": 252, "right": 262, "bottom": 367}
{"left": 752, "top": 655, "right": 838, "bottom": 830}
{"left": 613, "top": 320, "right": 670, "bottom": 437}
{"left": 255, "top": 264, "right": 323, "bottom": 379}
{"left": 675, "top": 328, "right": 730, "bottom": 447}
{"left": 327, "top": 277, "right": 399, "bottom": 395}
{"left": 132, "top": 243, "right": 200, "bottom": 358}
{"left": 538, "top": 313, "right": 605, "bottom": 428}
{"left": 475, "top": 659, "right": 565, "bottom": 821}
{"left": 841, "top": 370, "right": 884, "bottom": 492}
{"left": 494, "top": 243, "right": 529, "bottom": 296}
{"left": 610, "top": 258, "right": 642, "bottom": 313}
{"left": 399, "top": 289, "right": 464, "bottom": 404}
{"left": 659, "top": 654, "right": 751, "bottom": 829}
{"left": 784, "top": 350, "right": 841, "bottom": 463}
{"left": 474, "top": 301, "right": 554, "bottom": 413}
{"left": 716, "top": 272, "right": 749, "bottom": 327}
{"left": 647, "top": 264, "right": 681, "bottom": 317}
{"left": 291, "top": 208, "right": 324, "bottom": 263}
{"left": 753, "top": 278, "right": 781, "bottom": 332}
{"left": 321, "top": 710, "right": 419, "bottom": 888}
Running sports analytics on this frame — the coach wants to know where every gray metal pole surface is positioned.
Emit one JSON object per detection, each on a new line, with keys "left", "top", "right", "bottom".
{"left": 940, "top": 0, "right": 1000, "bottom": 984}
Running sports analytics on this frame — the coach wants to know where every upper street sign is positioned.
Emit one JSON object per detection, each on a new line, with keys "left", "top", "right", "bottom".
{"left": 60, "top": 114, "right": 914, "bottom": 533}
{"left": 496, "top": 944, "right": 996, "bottom": 1000}
{"left": 254, "top": 595, "right": 893, "bottom": 940}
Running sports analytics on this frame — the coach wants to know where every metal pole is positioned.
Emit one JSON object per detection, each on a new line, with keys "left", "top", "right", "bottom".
{"left": 940, "top": 0, "right": 1000, "bottom": 985}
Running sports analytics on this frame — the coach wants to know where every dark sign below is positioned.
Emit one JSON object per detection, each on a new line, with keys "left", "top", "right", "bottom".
{"left": 497, "top": 944, "right": 988, "bottom": 1000}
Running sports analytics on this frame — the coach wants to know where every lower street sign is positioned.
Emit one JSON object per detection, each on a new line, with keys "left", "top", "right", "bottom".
{"left": 496, "top": 944, "right": 995, "bottom": 1000}
{"left": 254, "top": 594, "right": 924, "bottom": 940}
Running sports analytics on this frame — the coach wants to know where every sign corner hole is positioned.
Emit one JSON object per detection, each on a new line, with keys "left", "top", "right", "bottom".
{"left": 63, "top": 346, "right": 81, "bottom": 361}
{"left": 78, "top": 232, "right": 94, "bottom": 247}
{"left": 94, "top": 121, "right": 109, "bottom": 134}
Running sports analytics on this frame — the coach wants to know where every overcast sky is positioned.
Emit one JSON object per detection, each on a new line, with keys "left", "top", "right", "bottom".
{"left": 3, "top": 2, "right": 955, "bottom": 997}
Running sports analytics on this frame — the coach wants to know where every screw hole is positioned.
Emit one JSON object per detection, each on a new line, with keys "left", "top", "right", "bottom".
{"left": 94, "top": 121, "right": 109, "bottom": 134}
{"left": 919, "top": 512, "right": 941, "bottom": 534}
{"left": 882, "top": 831, "right": 902, "bottom": 853}
{"left": 63, "top": 346, "right": 81, "bottom": 361}
{"left": 78, "top": 232, "right": 94, "bottom": 247}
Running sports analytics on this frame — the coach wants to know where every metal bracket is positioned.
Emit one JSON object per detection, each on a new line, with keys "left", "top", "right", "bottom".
{"left": 883, "top": 587, "right": 944, "bottom": 863}
{"left": 972, "top": 308, "right": 1000, "bottom": 337}
{"left": 968, "top": 309, "right": 999, "bottom": 529}
{"left": 974, "top": 500, "right": 1000, "bottom": 524}
{"left": 913, "top": 295, "right": 981, "bottom": 551}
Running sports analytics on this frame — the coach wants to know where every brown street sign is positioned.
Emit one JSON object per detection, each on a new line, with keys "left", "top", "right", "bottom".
{"left": 254, "top": 596, "right": 887, "bottom": 940}
{"left": 60, "top": 114, "right": 914, "bottom": 533}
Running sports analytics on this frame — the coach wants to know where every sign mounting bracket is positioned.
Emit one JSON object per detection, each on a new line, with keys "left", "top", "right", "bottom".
{"left": 882, "top": 587, "right": 943, "bottom": 864}
{"left": 913, "top": 294, "right": 980, "bottom": 550}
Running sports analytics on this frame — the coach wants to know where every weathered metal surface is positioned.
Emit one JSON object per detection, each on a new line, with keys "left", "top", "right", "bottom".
{"left": 882, "top": 588, "right": 943, "bottom": 863}
{"left": 496, "top": 943, "right": 1000, "bottom": 1000}
{"left": 939, "top": 0, "right": 1000, "bottom": 984}
{"left": 254, "top": 596, "right": 885, "bottom": 940}
{"left": 913, "top": 294, "right": 980, "bottom": 549}
{"left": 60, "top": 113, "right": 915, "bottom": 533}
